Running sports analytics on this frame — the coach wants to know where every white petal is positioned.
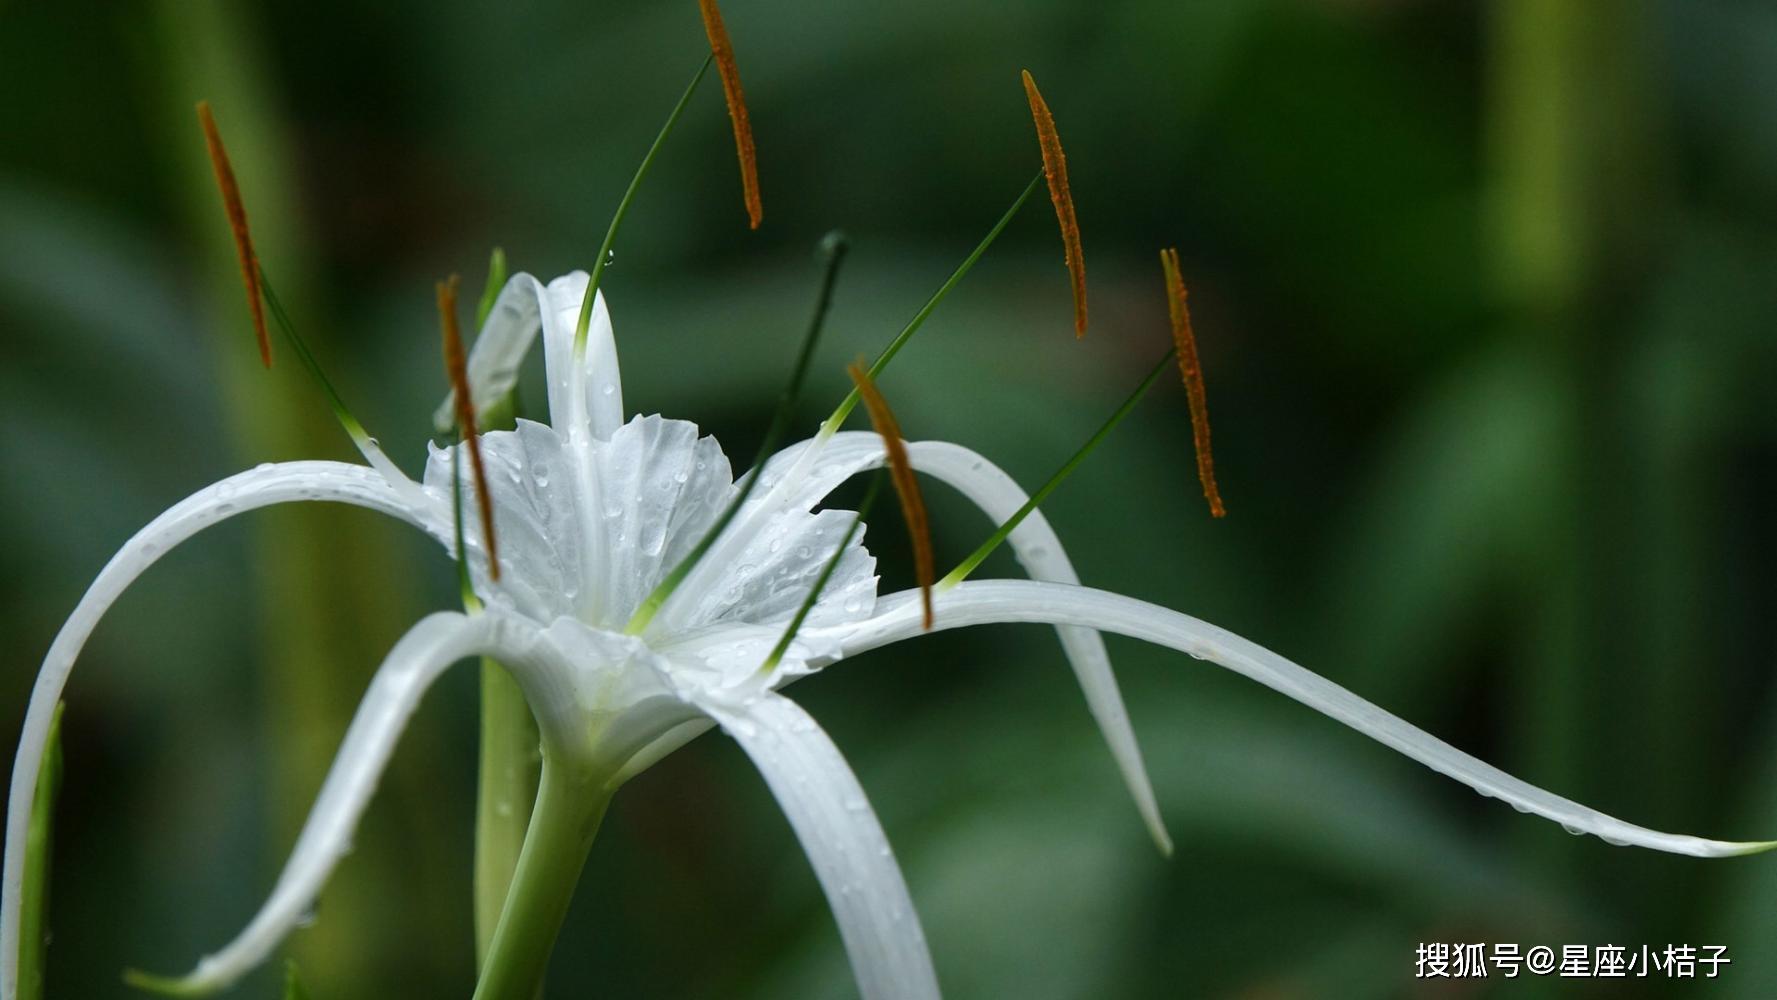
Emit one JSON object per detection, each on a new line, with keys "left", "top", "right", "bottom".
{"left": 574, "top": 422, "right": 879, "bottom": 639}
{"left": 434, "top": 272, "right": 546, "bottom": 432}
{"left": 138, "top": 611, "right": 544, "bottom": 993}
{"left": 425, "top": 420, "right": 587, "bottom": 622}
{"left": 434, "top": 271, "right": 624, "bottom": 440}
{"left": 1, "top": 462, "right": 439, "bottom": 998}
{"left": 900, "top": 443, "right": 1169, "bottom": 856}
{"left": 696, "top": 693, "right": 940, "bottom": 1000}
{"left": 538, "top": 272, "right": 624, "bottom": 440}
{"left": 671, "top": 431, "right": 1170, "bottom": 852}
{"left": 584, "top": 415, "right": 732, "bottom": 627}
{"left": 830, "top": 581, "right": 1777, "bottom": 858}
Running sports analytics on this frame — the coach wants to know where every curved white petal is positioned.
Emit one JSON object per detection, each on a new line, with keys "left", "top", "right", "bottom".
{"left": 666, "top": 431, "right": 1170, "bottom": 853}
{"left": 424, "top": 421, "right": 589, "bottom": 623}
{"left": 434, "top": 271, "right": 623, "bottom": 440}
{"left": 696, "top": 692, "right": 940, "bottom": 1000}
{"left": 901, "top": 443, "right": 1169, "bottom": 856}
{"left": 144, "top": 613, "right": 523, "bottom": 992}
{"left": 828, "top": 581, "right": 1777, "bottom": 859}
{"left": 1, "top": 462, "right": 442, "bottom": 998}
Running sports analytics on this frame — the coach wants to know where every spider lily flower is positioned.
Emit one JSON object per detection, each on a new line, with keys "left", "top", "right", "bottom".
{"left": 4, "top": 267, "right": 1772, "bottom": 1000}
{"left": 0, "top": 267, "right": 1173, "bottom": 1000}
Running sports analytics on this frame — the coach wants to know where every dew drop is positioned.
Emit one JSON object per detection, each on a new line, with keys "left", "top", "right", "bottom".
{"left": 601, "top": 383, "right": 615, "bottom": 396}
{"left": 796, "top": 545, "right": 812, "bottom": 559}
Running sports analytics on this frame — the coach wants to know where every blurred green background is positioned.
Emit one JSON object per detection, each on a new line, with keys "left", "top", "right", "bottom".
{"left": 5, "top": 0, "right": 1777, "bottom": 996}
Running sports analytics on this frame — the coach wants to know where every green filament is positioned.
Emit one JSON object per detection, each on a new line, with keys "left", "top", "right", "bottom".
{"left": 257, "top": 270, "right": 372, "bottom": 447}
{"left": 475, "top": 247, "right": 508, "bottom": 329}
{"left": 626, "top": 232, "right": 850, "bottom": 635}
{"left": 821, "top": 171, "right": 1042, "bottom": 436}
{"left": 761, "top": 472, "right": 885, "bottom": 672}
{"left": 574, "top": 54, "right": 715, "bottom": 357}
{"left": 940, "top": 348, "right": 1176, "bottom": 589}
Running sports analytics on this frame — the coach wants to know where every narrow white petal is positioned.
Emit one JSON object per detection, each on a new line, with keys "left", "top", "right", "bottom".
{"left": 434, "top": 272, "right": 546, "bottom": 432}
{"left": 140, "top": 611, "right": 542, "bottom": 994}
{"left": 902, "top": 443, "right": 1170, "bottom": 855}
{"left": 830, "top": 581, "right": 1776, "bottom": 858}
{"left": 537, "top": 271, "right": 624, "bottom": 440}
{"left": 673, "top": 432, "right": 1170, "bottom": 852}
{"left": 432, "top": 271, "right": 624, "bottom": 440}
{"left": 1, "top": 462, "right": 439, "bottom": 998}
{"left": 696, "top": 693, "right": 940, "bottom": 1000}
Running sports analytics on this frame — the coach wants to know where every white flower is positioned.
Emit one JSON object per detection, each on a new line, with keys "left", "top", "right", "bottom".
{"left": 3, "top": 271, "right": 1767, "bottom": 1000}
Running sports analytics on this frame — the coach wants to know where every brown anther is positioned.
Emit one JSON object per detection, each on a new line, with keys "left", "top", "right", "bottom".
{"left": 195, "top": 101, "right": 271, "bottom": 368}
{"left": 1022, "top": 70, "right": 1087, "bottom": 338}
{"left": 1160, "top": 248, "right": 1225, "bottom": 518}
{"left": 698, "top": 0, "right": 763, "bottom": 229}
{"left": 438, "top": 275, "right": 502, "bottom": 580}
{"left": 847, "top": 363, "right": 934, "bottom": 629}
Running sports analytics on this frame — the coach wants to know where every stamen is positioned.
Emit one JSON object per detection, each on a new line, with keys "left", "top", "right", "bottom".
{"left": 195, "top": 101, "right": 271, "bottom": 367}
{"left": 575, "top": 54, "right": 715, "bottom": 357}
{"left": 257, "top": 273, "right": 371, "bottom": 444}
{"left": 847, "top": 364, "right": 934, "bottom": 630}
{"left": 823, "top": 171, "right": 1043, "bottom": 434}
{"left": 760, "top": 472, "right": 885, "bottom": 673}
{"left": 941, "top": 348, "right": 1175, "bottom": 589}
{"left": 1021, "top": 70, "right": 1087, "bottom": 338}
{"left": 697, "top": 0, "right": 763, "bottom": 229}
{"left": 625, "top": 232, "right": 850, "bottom": 635}
{"left": 439, "top": 275, "right": 502, "bottom": 581}
{"left": 1160, "top": 248, "right": 1225, "bottom": 518}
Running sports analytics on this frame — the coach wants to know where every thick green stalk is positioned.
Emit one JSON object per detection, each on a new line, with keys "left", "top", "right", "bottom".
{"left": 468, "top": 264, "right": 540, "bottom": 968}
{"left": 472, "top": 757, "right": 612, "bottom": 1000}
{"left": 18, "top": 704, "right": 63, "bottom": 1000}
{"left": 474, "top": 664, "right": 539, "bottom": 968}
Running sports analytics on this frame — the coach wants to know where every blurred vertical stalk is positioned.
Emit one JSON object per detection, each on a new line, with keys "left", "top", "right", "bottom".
{"left": 1486, "top": 0, "right": 1592, "bottom": 877}
{"left": 1487, "top": 0, "right": 1669, "bottom": 872}
{"left": 143, "top": 0, "right": 444, "bottom": 989}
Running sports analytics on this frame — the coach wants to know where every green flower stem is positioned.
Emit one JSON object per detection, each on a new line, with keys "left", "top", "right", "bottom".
{"left": 474, "top": 663, "right": 540, "bottom": 969}
{"left": 472, "top": 755, "right": 613, "bottom": 1000}
{"left": 18, "top": 703, "right": 63, "bottom": 1000}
